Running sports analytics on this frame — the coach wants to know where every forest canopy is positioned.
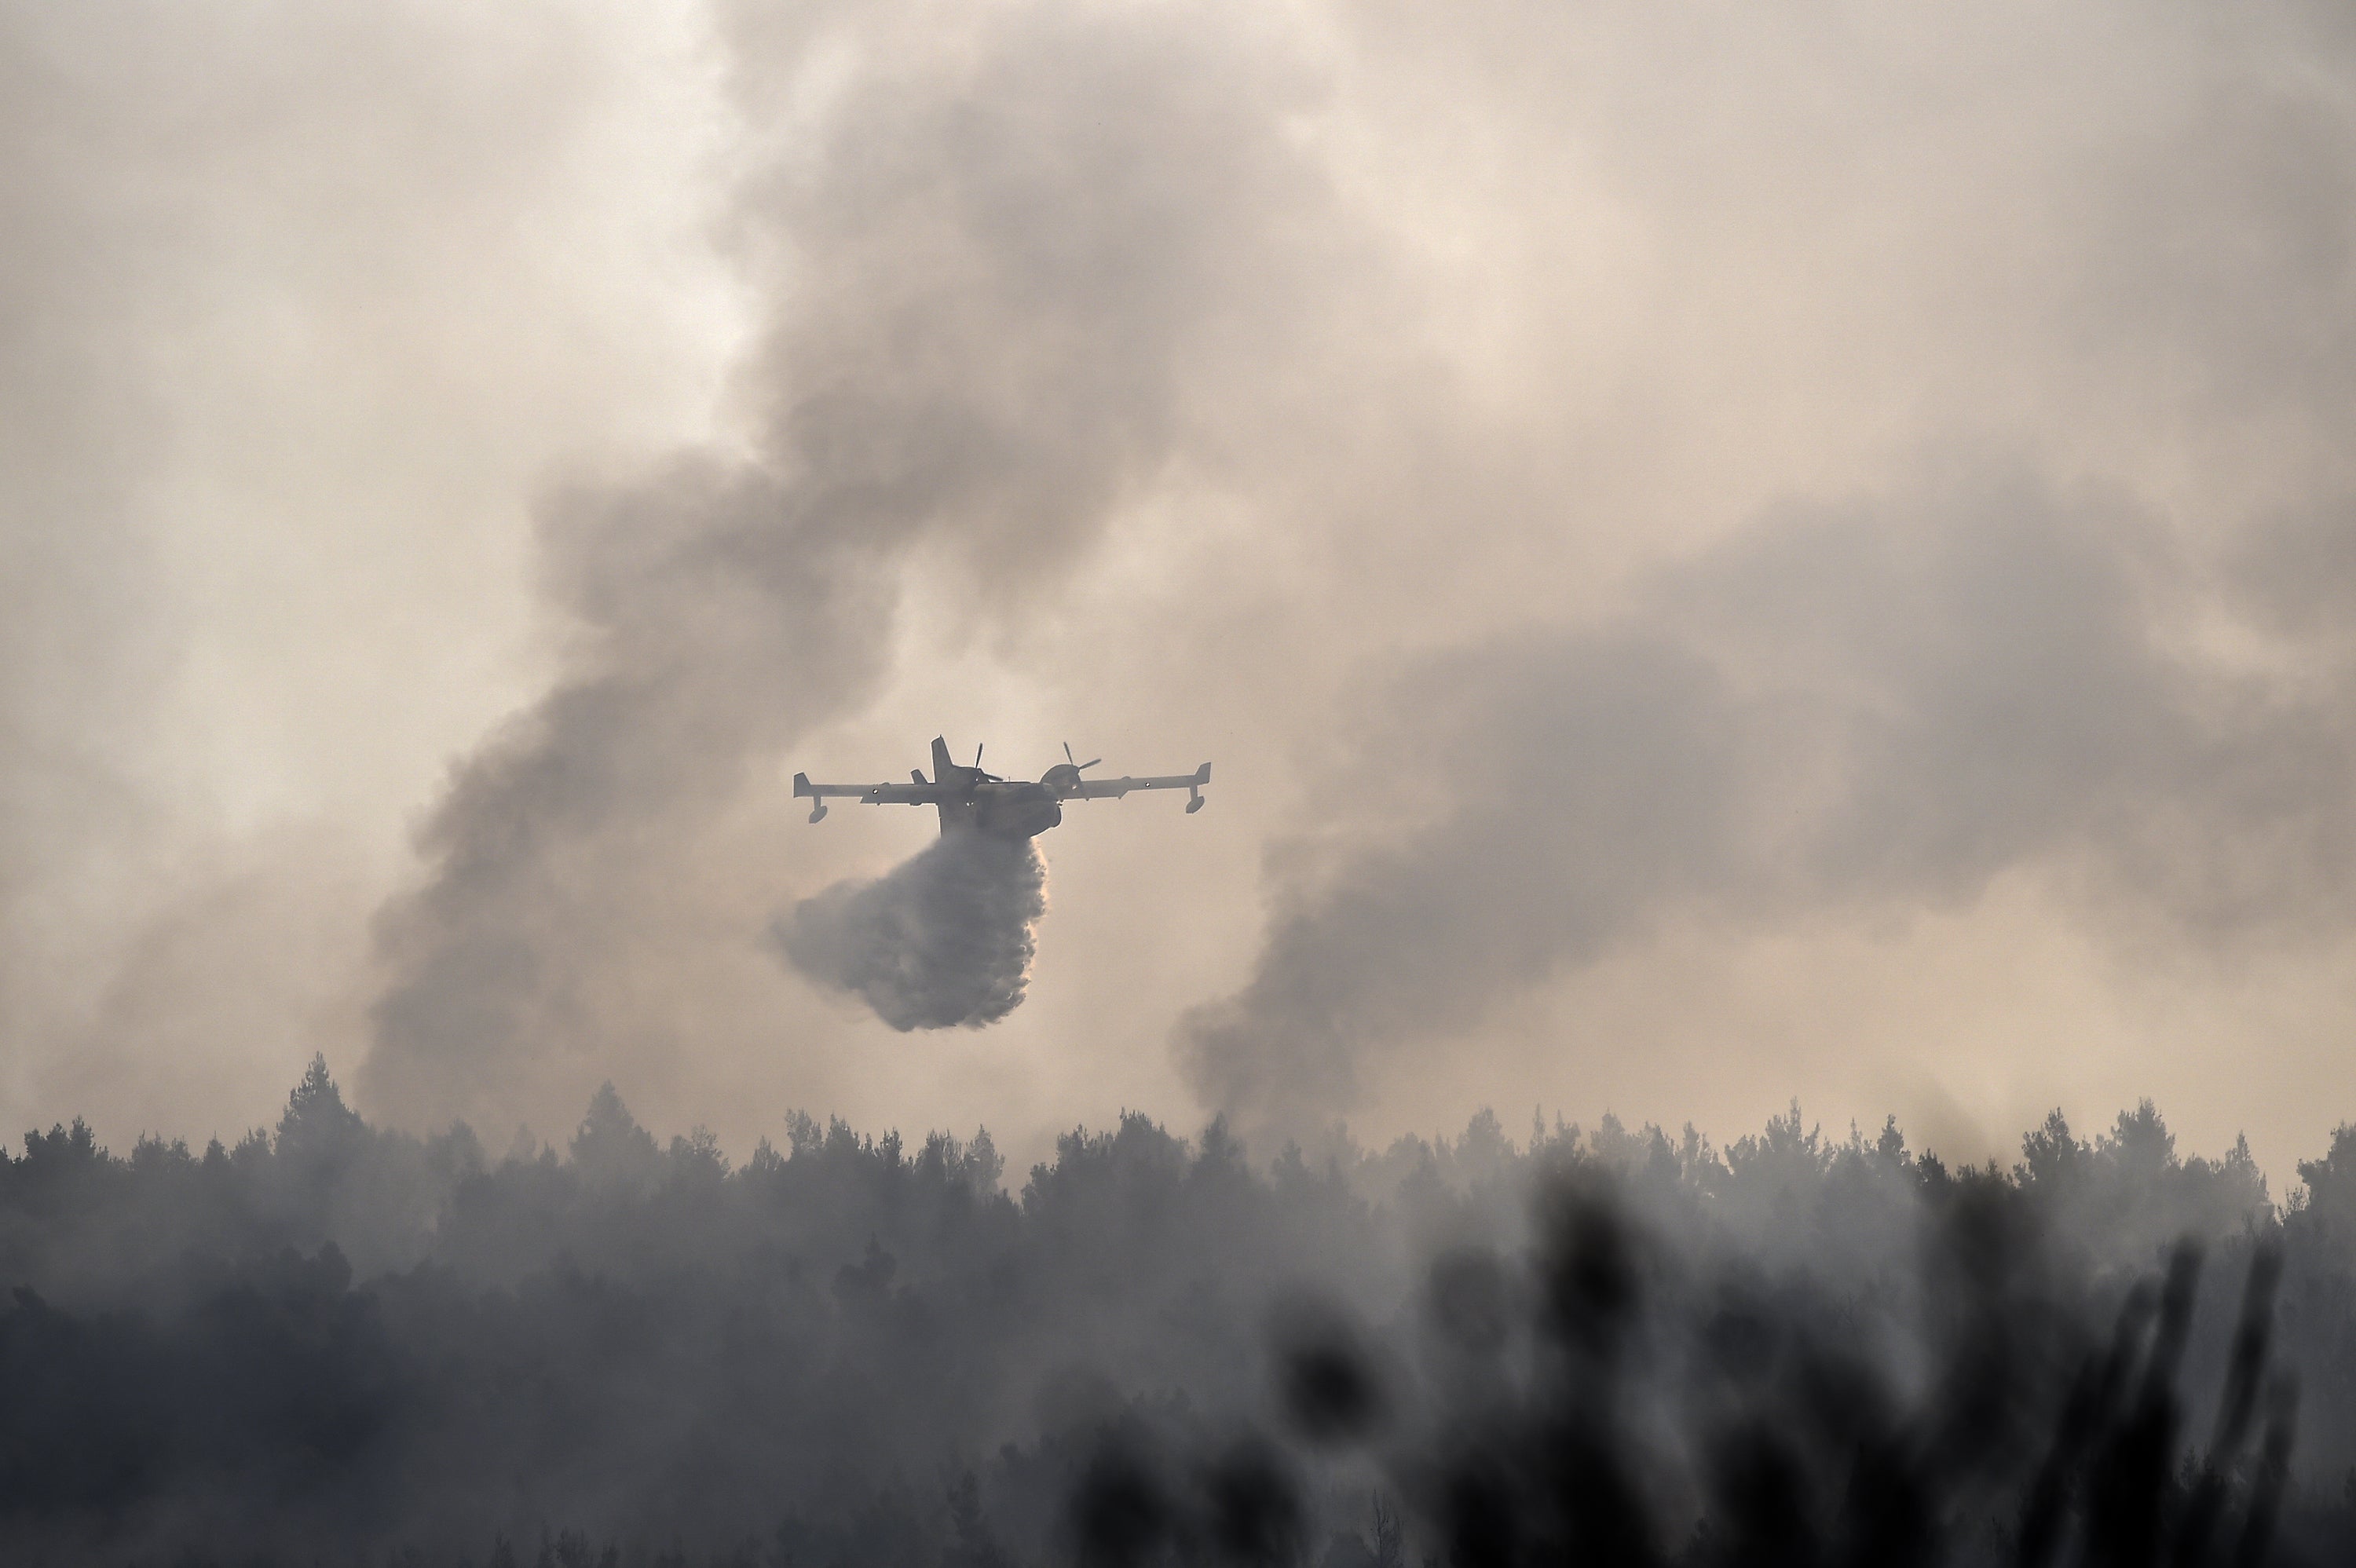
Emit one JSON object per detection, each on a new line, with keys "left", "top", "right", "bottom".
{"left": 2, "top": 1061, "right": 2351, "bottom": 1566}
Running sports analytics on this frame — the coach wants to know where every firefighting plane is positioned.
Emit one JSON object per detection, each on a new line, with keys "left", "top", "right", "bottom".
{"left": 794, "top": 739, "right": 1210, "bottom": 840}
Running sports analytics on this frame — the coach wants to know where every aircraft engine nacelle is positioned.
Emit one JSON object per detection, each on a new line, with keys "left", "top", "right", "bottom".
{"left": 1041, "top": 762, "right": 1085, "bottom": 797}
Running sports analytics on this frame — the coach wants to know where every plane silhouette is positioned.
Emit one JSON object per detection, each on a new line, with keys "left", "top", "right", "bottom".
{"left": 794, "top": 739, "right": 1209, "bottom": 839}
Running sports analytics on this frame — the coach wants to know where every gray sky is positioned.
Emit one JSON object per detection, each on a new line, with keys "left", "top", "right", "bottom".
{"left": 6, "top": 0, "right": 2354, "bottom": 1181}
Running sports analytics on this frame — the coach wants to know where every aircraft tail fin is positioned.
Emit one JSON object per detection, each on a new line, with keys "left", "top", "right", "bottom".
{"left": 792, "top": 771, "right": 813, "bottom": 798}
{"left": 931, "top": 736, "right": 957, "bottom": 781}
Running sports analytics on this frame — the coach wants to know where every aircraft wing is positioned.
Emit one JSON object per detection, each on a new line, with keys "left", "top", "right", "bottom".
{"left": 1070, "top": 762, "right": 1211, "bottom": 800}
{"left": 792, "top": 773, "right": 951, "bottom": 805}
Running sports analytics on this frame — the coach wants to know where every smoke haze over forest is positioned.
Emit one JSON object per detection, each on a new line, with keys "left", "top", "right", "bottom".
{"left": 9, "top": 1061, "right": 2356, "bottom": 1563}
{"left": 4, "top": 0, "right": 2356, "bottom": 1174}
{"left": 11, "top": 1, "right": 2356, "bottom": 1556}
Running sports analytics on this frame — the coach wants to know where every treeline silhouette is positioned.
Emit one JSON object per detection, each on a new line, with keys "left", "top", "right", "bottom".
{"left": 3, "top": 1060, "right": 2355, "bottom": 1564}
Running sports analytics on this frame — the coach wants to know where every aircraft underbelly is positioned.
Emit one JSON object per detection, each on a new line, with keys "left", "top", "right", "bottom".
{"left": 984, "top": 795, "right": 1061, "bottom": 839}
{"left": 941, "top": 788, "right": 1061, "bottom": 839}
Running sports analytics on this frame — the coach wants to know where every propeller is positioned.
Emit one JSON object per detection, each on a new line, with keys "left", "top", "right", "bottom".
{"left": 1063, "top": 742, "right": 1103, "bottom": 771}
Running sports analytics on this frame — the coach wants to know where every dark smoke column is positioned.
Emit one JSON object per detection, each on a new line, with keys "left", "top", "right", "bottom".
{"left": 357, "top": 2, "right": 1346, "bottom": 1131}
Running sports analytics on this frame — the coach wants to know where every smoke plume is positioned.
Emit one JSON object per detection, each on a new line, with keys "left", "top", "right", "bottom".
{"left": 14, "top": 0, "right": 2356, "bottom": 1170}
{"left": 1182, "top": 459, "right": 2356, "bottom": 1140}
{"left": 355, "top": 1, "right": 1344, "bottom": 1132}
{"left": 778, "top": 832, "right": 1048, "bottom": 1031}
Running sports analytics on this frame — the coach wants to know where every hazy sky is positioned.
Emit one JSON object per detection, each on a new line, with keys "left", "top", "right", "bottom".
{"left": 6, "top": 0, "right": 2354, "bottom": 1180}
